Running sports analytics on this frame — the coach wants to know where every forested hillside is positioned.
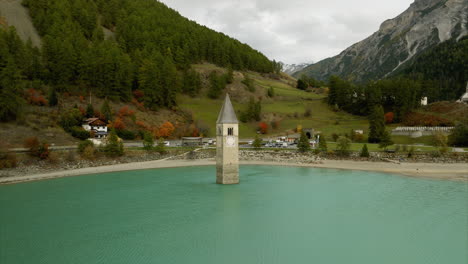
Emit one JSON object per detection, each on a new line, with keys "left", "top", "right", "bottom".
{"left": 1, "top": 0, "right": 279, "bottom": 119}
{"left": 393, "top": 36, "right": 468, "bottom": 101}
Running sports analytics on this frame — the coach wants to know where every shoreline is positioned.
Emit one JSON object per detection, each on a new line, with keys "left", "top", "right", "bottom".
{"left": 1, "top": 158, "right": 467, "bottom": 185}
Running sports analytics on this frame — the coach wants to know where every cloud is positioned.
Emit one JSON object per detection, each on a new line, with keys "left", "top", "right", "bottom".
{"left": 159, "top": 0, "right": 414, "bottom": 64}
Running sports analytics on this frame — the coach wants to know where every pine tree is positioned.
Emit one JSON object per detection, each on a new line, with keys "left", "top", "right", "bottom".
{"left": 47, "top": 87, "right": 58, "bottom": 107}
{"left": 0, "top": 58, "right": 23, "bottom": 121}
{"left": 368, "top": 105, "right": 385, "bottom": 143}
{"left": 86, "top": 103, "right": 94, "bottom": 117}
{"left": 297, "top": 131, "right": 311, "bottom": 153}
{"left": 100, "top": 99, "right": 113, "bottom": 122}
{"left": 252, "top": 135, "right": 262, "bottom": 150}
{"left": 104, "top": 129, "right": 124, "bottom": 157}
{"left": 318, "top": 134, "right": 327, "bottom": 151}
{"left": 143, "top": 132, "right": 154, "bottom": 151}
{"left": 360, "top": 144, "right": 370, "bottom": 157}
{"left": 378, "top": 131, "right": 394, "bottom": 150}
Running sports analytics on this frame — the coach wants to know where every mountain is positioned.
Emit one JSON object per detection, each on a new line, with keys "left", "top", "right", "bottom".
{"left": 295, "top": 0, "right": 467, "bottom": 82}
{"left": 280, "top": 62, "right": 311, "bottom": 75}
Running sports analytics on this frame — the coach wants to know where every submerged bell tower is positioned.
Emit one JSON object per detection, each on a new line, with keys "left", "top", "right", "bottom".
{"left": 216, "top": 94, "right": 239, "bottom": 184}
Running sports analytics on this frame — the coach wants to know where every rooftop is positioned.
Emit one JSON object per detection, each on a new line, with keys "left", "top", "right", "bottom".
{"left": 216, "top": 94, "right": 238, "bottom": 124}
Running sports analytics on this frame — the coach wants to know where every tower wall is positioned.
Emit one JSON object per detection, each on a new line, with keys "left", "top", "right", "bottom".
{"left": 216, "top": 123, "right": 239, "bottom": 184}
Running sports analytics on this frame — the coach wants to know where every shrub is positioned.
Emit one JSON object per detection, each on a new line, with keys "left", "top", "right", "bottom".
{"left": 154, "top": 138, "right": 167, "bottom": 155}
{"left": 318, "top": 135, "right": 327, "bottom": 151}
{"left": 331, "top": 133, "right": 339, "bottom": 142}
{"left": 104, "top": 130, "right": 124, "bottom": 157}
{"left": 24, "top": 137, "right": 40, "bottom": 154}
{"left": 25, "top": 88, "right": 48, "bottom": 106}
{"left": 242, "top": 76, "right": 255, "bottom": 92}
{"left": 297, "top": 131, "right": 311, "bottom": 153}
{"left": 116, "top": 130, "right": 136, "bottom": 140}
{"left": 253, "top": 135, "right": 262, "bottom": 150}
{"left": 448, "top": 121, "right": 468, "bottom": 147}
{"left": 0, "top": 148, "right": 17, "bottom": 169}
{"left": 78, "top": 140, "right": 94, "bottom": 153}
{"left": 336, "top": 136, "right": 351, "bottom": 156}
{"left": 258, "top": 122, "right": 268, "bottom": 134}
{"left": 267, "top": 87, "right": 275, "bottom": 97}
{"left": 70, "top": 127, "right": 91, "bottom": 140}
{"left": 408, "top": 146, "right": 415, "bottom": 158}
{"left": 37, "top": 143, "right": 49, "bottom": 160}
{"left": 304, "top": 107, "right": 312, "bottom": 117}
{"left": 82, "top": 145, "right": 96, "bottom": 160}
{"left": 360, "top": 144, "right": 370, "bottom": 158}
{"left": 143, "top": 132, "right": 154, "bottom": 151}
{"left": 158, "top": 121, "right": 175, "bottom": 138}
{"left": 60, "top": 108, "right": 83, "bottom": 132}
{"left": 384, "top": 112, "right": 394, "bottom": 124}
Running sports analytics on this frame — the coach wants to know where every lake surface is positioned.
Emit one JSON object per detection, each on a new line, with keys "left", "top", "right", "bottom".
{"left": 1, "top": 166, "right": 467, "bottom": 264}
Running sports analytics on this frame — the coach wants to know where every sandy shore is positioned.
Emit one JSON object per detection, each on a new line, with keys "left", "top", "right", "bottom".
{"left": 1, "top": 158, "right": 467, "bottom": 185}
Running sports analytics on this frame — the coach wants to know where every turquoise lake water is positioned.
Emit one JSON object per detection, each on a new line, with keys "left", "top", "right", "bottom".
{"left": 0, "top": 166, "right": 467, "bottom": 264}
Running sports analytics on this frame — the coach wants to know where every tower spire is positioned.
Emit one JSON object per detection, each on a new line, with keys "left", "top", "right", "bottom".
{"left": 217, "top": 94, "right": 238, "bottom": 124}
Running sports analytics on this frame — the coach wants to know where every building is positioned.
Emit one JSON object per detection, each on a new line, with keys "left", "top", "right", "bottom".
{"left": 216, "top": 94, "right": 239, "bottom": 184}
{"left": 421, "top": 97, "right": 428, "bottom": 106}
{"left": 181, "top": 137, "right": 203, "bottom": 146}
{"left": 82, "top": 118, "right": 108, "bottom": 138}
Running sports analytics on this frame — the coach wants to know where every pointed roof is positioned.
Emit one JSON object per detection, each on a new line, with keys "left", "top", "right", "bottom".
{"left": 217, "top": 94, "right": 238, "bottom": 124}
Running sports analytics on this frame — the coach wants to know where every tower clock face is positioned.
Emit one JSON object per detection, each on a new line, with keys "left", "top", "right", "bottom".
{"left": 226, "top": 136, "right": 235, "bottom": 146}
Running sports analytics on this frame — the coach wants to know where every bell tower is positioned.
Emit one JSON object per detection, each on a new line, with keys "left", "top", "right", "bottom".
{"left": 216, "top": 94, "right": 239, "bottom": 184}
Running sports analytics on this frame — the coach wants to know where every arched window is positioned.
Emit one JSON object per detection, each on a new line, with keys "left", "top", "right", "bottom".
{"left": 228, "top": 127, "right": 233, "bottom": 136}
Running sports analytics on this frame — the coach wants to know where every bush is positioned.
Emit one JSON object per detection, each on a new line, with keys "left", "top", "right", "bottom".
{"left": 0, "top": 149, "right": 17, "bottom": 169}
{"left": 304, "top": 107, "right": 312, "bottom": 117}
{"left": 104, "top": 130, "right": 124, "bottom": 157}
{"left": 143, "top": 132, "right": 154, "bottom": 151}
{"left": 154, "top": 138, "right": 167, "bottom": 155}
{"left": 408, "top": 146, "right": 415, "bottom": 158}
{"left": 24, "top": 137, "right": 40, "bottom": 154}
{"left": 267, "top": 87, "right": 275, "bottom": 97}
{"left": 318, "top": 135, "right": 327, "bottom": 151}
{"left": 258, "top": 122, "right": 268, "bottom": 134}
{"left": 116, "top": 130, "right": 136, "bottom": 140}
{"left": 78, "top": 140, "right": 94, "bottom": 153}
{"left": 360, "top": 144, "right": 370, "bottom": 158}
{"left": 70, "top": 127, "right": 91, "bottom": 140}
{"left": 60, "top": 108, "right": 83, "bottom": 132}
{"left": 82, "top": 145, "right": 96, "bottom": 160}
{"left": 297, "top": 131, "right": 311, "bottom": 153}
{"left": 331, "top": 133, "right": 339, "bottom": 142}
{"left": 253, "top": 135, "right": 262, "bottom": 150}
{"left": 336, "top": 136, "right": 351, "bottom": 156}
{"left": 448, "top": 121, "right": 468, "bottom": 147}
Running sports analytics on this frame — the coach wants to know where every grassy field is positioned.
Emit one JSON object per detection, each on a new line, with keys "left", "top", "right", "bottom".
{"left": 181, "top": 64, "right": 370, "bottom": 138}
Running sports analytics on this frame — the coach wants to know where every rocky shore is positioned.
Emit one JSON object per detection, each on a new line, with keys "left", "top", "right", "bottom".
{"left": 1, "top": 149, "right": 467, "bottom": 184}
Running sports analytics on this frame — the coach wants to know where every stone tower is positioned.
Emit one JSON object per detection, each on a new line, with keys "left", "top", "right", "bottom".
{"left": 216, "top": 94, "right": 239, "bottom": 184}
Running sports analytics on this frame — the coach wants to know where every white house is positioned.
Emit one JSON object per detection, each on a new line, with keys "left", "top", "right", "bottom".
{"left": 82, "top": 118, "right": 108, "bottom": 138}
{"left": 421, "top": 97, "right": 428, "bottom": 106}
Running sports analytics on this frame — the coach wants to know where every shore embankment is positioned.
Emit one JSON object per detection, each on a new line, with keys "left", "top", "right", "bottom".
{"left": 0, "top": 150, "right": 466, "bottom": 184}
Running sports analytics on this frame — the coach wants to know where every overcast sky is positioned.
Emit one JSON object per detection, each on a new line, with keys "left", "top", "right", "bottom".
{"left": 159, "top": 0, "right": 414, "bottom": 64}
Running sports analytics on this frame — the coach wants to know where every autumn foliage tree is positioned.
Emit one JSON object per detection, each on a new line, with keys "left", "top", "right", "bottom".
{"left": 384, "top": 112, "right": 394, "bottom": 124}
{"left": 158, "top": 121, "right": 175, "bottom": 138}
{"left": 258, "top": 122, "right": 268, "bottom": 134}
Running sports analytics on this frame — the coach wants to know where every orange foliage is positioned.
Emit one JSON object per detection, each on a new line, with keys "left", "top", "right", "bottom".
{"left": 78, "top": 106, "right": 86, "bottom": 116}
{"left": 384, "top": 112, "right": 394, "bottom": 124}
{"left": 25, "top": 88, "right": 48, "bottom": 106}
{"left": 158, "top": 121, "right": 175, "bottom": 138}
{"left": 189, "top": 123, "right": 199, "bottom": 137}
{"left": 403, "top": 112, "right": 454, "bottom": 127}
{"left": 112, "top": 118, "right": 126, "bottom": 130}
{"left": 133, "top": 90, "right": 144, "bottom": 100}
{"left": 118, "top": 105, "right": 135, "bottom": 118}
{"left": 79, "top": 95, "right": 85, "bottom": 103}
{"left": 136, "top": 121, "right": 150, "bottom": 131}
{"left": 131, "top": 98, "right": 145, "bottom": 111}
{"left": 258, "top": 122, "right": 268, "bottom": 134}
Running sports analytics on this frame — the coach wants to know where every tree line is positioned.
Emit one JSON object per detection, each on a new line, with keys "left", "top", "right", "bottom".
{"left": 1, "top": 0, "right": 279, "bottom": 121}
